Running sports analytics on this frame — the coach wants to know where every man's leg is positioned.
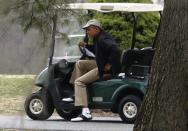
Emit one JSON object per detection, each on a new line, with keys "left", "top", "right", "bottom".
{"left": 71, "top": 68, "right": 99, "bottom": 121}
{"left": 74, "top": 68, "right": 99, "bottom": 107}
{"left": 62, "top": 60, "right": 97, "bottom": 102}
{"left": 69, "top": 60, "right": 97, "bottom": 84}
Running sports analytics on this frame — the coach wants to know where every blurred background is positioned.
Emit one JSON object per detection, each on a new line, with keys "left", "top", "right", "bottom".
{"left": 0, "top": 0, "right": 163, "bottom": 75}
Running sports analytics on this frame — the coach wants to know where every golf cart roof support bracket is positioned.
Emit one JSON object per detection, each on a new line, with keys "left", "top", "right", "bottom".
{"left": 131, "top": 13, "right": 137, "bottom": 50}
{"left": 49, "top": 15, "right": 57, "bottom": 67}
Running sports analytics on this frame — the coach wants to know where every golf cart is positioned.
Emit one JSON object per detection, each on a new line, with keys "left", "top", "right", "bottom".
{"left": 24, "top": 3, "right": 163, "bottom": 123}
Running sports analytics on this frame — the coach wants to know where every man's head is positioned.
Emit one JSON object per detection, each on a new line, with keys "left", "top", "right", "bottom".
{"left": 82, "top": 19, "right": 102, "bottom": 37}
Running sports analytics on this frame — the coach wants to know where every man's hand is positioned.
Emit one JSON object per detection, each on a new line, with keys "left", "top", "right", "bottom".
{"left": 104, "top": 63, "right": 112, "bottom": 72}
{"left": 103, "top": 74, "right": 111, "bottom": 80}
{"left": 78, "top": 41, "right": 86, "bottom": 47}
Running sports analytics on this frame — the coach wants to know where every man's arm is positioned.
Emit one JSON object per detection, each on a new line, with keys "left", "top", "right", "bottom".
{"left": 102, "top": 39, "right": 121, "bottom": 75}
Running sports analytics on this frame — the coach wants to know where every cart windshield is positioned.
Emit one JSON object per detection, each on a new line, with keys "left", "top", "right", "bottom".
{"left": 54, "top": 34, "right": 85, "bottom": 57}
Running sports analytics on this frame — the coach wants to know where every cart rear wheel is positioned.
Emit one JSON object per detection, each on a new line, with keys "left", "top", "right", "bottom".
{"left": 56, "top": 108, "right": 81, "bottom": 120}
{"left": 118, "top": 95, "right": 141, "bottom": 123}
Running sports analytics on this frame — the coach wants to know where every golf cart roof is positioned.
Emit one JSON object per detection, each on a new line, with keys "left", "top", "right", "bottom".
{"left": 66, "top": 3, "right": 163, "bottom": 12}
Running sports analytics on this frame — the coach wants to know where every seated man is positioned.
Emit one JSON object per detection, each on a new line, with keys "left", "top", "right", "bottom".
{"left": 69, "top": 35, "right": 96, "bottom": 85}
{"left": 63, "top": 19, "right": 122, "bottom": 122}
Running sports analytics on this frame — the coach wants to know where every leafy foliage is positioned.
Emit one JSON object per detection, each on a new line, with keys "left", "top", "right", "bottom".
{"left": 1, "top": 0, "right": 78, "bottom": 45}
{"left": 89, "top": 0, "right": 160, "bottom": 49}
{"left": 0, "top": 0, "right": 160, "bottom": 49}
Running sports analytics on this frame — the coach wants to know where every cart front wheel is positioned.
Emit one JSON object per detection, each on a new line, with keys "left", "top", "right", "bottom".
{"left": 25, "top": 91, "right": 54, "bottom": 120}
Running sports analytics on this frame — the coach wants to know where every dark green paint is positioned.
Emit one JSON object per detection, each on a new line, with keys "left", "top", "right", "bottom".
{"left": 35, "top": 69, "right": 148, "bottom": 109}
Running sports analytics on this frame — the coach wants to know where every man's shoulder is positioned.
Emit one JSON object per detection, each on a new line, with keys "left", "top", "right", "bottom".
{"left": 98, "top": 31, "right": 114, "bottom": 42}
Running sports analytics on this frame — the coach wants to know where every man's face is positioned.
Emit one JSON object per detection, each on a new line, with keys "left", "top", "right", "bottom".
{"left": 85, "top": 26, "right": 99, "bottom": 37}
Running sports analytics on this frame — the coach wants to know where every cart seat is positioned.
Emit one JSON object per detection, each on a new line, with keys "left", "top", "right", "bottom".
{"left": 121, "top": 47, "right": 155, "bottom": 78}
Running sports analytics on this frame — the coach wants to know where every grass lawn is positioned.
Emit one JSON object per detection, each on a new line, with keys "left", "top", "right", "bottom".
{"left": 0, "top": 75, "right": 36, "bottom": 115}
{"left": 0, "top": 75, "right": 117, "bottom": 117}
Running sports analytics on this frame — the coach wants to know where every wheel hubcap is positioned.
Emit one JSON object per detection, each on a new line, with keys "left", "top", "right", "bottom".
{"left": 123, "top": 102, "right": 137, "bottom": 118}
{"left": 29, "top": 99, "right": 43, "bottom": 115}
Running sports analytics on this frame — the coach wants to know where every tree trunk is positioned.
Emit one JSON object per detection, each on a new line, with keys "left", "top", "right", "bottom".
{"left": 133, "top": 0, "right": 188, "bottom": 131}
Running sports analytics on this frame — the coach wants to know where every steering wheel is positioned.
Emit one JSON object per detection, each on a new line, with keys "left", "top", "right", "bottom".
{"left": 79, "top": 46, "right": 96, "bottom": 59}
{"left": 79, "top": 46, "right": 87, "bottom": 56}
{"left": 79, "top": 46, "right": 89, "bottom": 59}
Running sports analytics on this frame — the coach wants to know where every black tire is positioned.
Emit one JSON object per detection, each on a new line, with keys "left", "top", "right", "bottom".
{"left": 24, "top": 91, "right": 54, "bottom": 120}
{"left": 118, "top": 95, "right": 141, "bottom": 123}
{"left": 56, "top": 108, "right": 81, "bottom": 120}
